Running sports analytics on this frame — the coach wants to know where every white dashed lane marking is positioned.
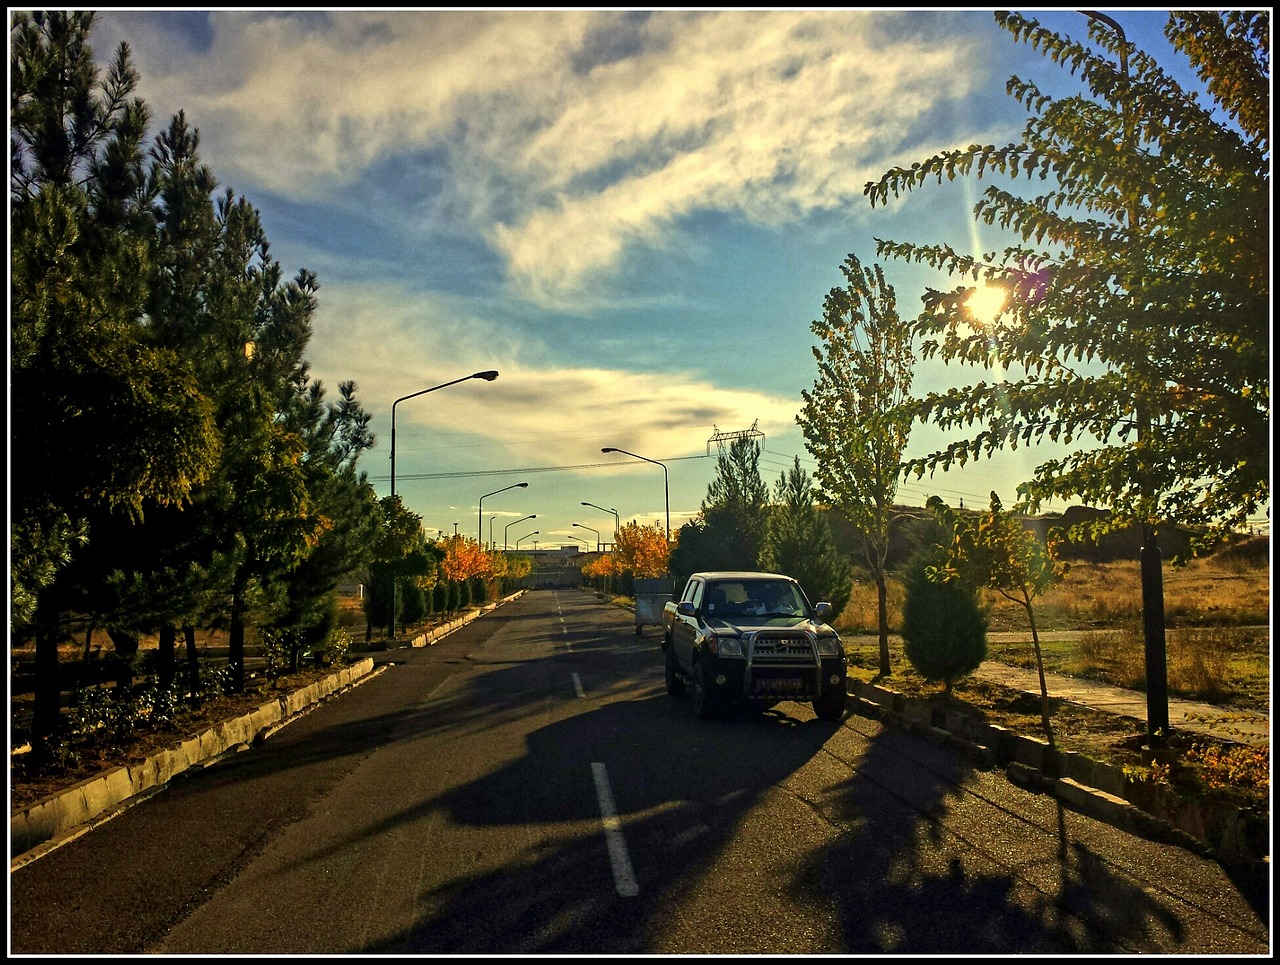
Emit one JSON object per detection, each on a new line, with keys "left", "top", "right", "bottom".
{"left": 591, "top": 762, "right": 639, "bottom": 897}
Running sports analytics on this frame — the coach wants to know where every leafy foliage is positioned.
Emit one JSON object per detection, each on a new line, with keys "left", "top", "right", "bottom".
{"left": 928, "top": 492, "right": 1067, "bottom": 740}
{"left": 612, "top": 520, "right": 671, "bottom": 579}
{"left": 798, "top": 253, "right": 914, "bottom": 675}
{"left": 669, "top": 436, "right": 769, "bottom": 588}
{"left": 758, "top": 457, "right": 853, "bottom": 617}
{"left": 863, "top": 11, "right": 1269, "bottom": 552}
{"left": 900, "top": 549, "right": 988, "bottom": 698}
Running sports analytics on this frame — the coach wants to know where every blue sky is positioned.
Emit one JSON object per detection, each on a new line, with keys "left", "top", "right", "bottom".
{"left": 83, "top": 9, "right": 1210, "bottom": 550}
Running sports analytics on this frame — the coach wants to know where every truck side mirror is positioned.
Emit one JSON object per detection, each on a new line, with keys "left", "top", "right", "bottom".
{"left": 677, "top": 600, "right": 697, "bottom": 618}
{"left": 813, "top": 602, "right": 832, "bottom": 620}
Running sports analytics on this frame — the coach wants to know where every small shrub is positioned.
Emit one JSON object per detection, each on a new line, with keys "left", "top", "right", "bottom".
{"left": 900, "top": 553, "right": 988, "bottom": 697}
{"left": 1183, "top": 742, "right": 1269, "bottom": 805}
{"left": 258, "top": 629, "right": 292, "bottom": 680}
{"left": 307, "top": 627, "right": 351, "bottom": 668}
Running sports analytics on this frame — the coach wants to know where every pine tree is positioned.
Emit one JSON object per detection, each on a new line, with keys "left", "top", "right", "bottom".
{"left": 900, "top": 549, "right": 988, "bottom": 700}
{"left": 759, "top": 458, "right": 853, "bottom": 617}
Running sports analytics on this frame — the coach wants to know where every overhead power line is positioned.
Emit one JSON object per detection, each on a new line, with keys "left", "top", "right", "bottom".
{"left": 367, "top": 453, "right": 711, "bottom": 483}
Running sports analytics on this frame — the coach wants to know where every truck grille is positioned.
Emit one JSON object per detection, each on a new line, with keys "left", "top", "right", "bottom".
{"left": 748, "top": 632, "right": 816, "bottom": 664}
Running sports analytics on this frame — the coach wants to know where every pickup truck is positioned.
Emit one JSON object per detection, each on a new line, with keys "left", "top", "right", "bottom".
{"left": 661, "top": 571, "right": 847, "bottom": 720}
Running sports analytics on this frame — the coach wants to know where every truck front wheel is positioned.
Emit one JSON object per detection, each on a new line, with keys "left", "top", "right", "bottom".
{"left": 812, "top": 683, "right": 847, "bottom": 722}
{"left": 665, "top": 646, "right": 686, "bottom": 696}
{"left": 690, "top": 659, "right": 719, "bottom": 720}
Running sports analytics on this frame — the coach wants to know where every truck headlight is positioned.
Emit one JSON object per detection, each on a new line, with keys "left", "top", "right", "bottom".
{"left": 815, "top": 636, "right": 843, "bottom": 657}
{"left": 705, "top": 634, "right": 743, "bottom": 657}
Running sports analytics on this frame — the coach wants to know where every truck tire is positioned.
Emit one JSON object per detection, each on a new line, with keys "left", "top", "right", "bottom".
{"left": 690, "top": 659, "right": 719, "bottom": 720}
{"left": 665, "top": 646, "right": 686, "bottom": 697}
{"left": 812, "top": 684, "right": 847, "bottom": 722}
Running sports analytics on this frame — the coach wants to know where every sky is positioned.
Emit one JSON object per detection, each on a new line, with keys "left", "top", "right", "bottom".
{"left": 74, "top": 8, "right": 1238, "bottom": 551}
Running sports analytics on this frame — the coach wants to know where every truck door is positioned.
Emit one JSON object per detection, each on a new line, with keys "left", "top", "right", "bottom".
{"left": 673, "top": 577, "right": 704, "bottom": 670}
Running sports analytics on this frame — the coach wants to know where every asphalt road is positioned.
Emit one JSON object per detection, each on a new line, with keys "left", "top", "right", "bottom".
{"left": 8, "top": 590, "right": 1270, "bottom": 954}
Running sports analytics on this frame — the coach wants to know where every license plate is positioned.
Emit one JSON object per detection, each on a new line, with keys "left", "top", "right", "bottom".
{"left": 754, "top": 676, "right": 805, "bottom": 696}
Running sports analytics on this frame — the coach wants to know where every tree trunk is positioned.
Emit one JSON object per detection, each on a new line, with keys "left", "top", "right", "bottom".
{"left": 1025, "top": 598, "right": 1054, "bottom": 748}
{"left": 228, "top": 586, "right": 246, "bottom": 693}
{"left": 106, "top": 628, "right": 139, "bottom": 692}
{"left": 876, "top": 571, "right": 892, "bottom": 677}
{"left": 81, "top": 620, "right": 96, "bottom": 677}
{"left": 157, "top": 624, "right": 177, "bottom": 689}
{"left": 31, "top": 595, "right": 64, "bottom": 750}
{"left": 183, "top": 624, "right": 201, "bottom": 703}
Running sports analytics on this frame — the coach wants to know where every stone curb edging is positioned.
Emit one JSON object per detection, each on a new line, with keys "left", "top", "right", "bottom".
{"left": 10, "top": 658, "right": 375, "bottom": 867}
{"left": 10, "top": 592, "right": 528, "bottom": 868}
{"left": 846, "top": 679, "right": 1269, "bottom": 868}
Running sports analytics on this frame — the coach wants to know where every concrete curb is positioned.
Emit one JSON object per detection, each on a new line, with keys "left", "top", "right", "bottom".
{"left": 11, "top": 592, "right": 529, "bottom": 868}
{"left": 846, "top": 680, "right": 1269, "bottom": 869}
{"left": 11, "top": 659, "right": 376, "bottom": 868}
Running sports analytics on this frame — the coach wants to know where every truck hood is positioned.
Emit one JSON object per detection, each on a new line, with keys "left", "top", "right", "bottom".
{"left": 704, "top": 615, "right": 835, "bottom": 635}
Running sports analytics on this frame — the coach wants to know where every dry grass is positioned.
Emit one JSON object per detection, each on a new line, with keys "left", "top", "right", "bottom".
{"left": 838, "top": 549, "right": 1270, "bottom": 636}
{"left": 838, "top": 544, "right": 1270, "bottom": 815}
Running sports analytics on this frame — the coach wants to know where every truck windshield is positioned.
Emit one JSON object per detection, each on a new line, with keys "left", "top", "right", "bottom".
{"left": 703, "top": 581, "right": 808, "bottom": 618}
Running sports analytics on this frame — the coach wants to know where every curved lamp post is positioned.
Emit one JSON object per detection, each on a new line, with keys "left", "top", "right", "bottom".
{"left": 479, "top": 482, "right": 528, "bottom": 546}
{"left": 601, "top": 447, "right": 669, "bottom": 540}
{"left": 389, "top": 370, "right": 498, "bottom": 639}
{"left": 515, "top": 530, "right": 538, "bottom": 550}
{"left": 581, "top": 501, "right": 619, "bottom": 548}
{"left": 572, "top": 522, "right": 600, "bottom": 552}
{"left": 504, "top": 514, "right": 536, "bottom": 550}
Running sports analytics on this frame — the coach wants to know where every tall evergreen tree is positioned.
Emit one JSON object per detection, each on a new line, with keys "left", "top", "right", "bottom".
{"left": 759, "top": 457, "right": 853, "bottom": 619}
{"left": 669, "top": 435, "right": 770, "bottom": 587}
{"left": 9, "top": 12, "right": 220, "bottom": 744}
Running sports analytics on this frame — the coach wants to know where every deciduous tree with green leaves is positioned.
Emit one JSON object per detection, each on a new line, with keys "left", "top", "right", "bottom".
{"left": 928, "top": 493, "right": 1067, "bottom": 745}
{"left": 864, "top": 9, "right": 1268, "bottom": 551}
{"left": 864, "top": 9, "right": 1268, "bottom": 745}
{"left": 798, "top": 253, "right": 914, "bottom": 677}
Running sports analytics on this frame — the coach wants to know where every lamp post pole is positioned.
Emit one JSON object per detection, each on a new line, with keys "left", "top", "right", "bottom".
{"left": 516, "top": 531, "right": 538, "bottom": 550}
{"left": 389, "top": 370, "right": 498, "bottom": 639}
{"left": 479, "top": 482, "right": 528, "bottom": 546}
{"left": 489, "top": 516, "right": 496, "bottom": 551}
{"left": 581, "top": 501, "right": 620, "bottom": 549}
{"left": 601, "top": 447, "right": 669, "bottom": 540}
{"left": 505, "top": 514, "right": 536, "bottom": 551}
{"left": 572, "top": 523, "right": 601, "bottom": 552}
{"left": 1081, "top": 9, "right": 1168, "bottom": 748}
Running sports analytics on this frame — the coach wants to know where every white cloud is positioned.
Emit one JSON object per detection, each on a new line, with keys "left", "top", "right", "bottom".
{"left": 306, "top": 283, "right": 799, "bottom": 467}
{"left": 101, "top": 10, "right": 989, "bottom": 305}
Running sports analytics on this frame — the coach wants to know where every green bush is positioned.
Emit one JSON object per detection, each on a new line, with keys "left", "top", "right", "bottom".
{"left": 900, "top": 552, "right": 988, "bottom": 697}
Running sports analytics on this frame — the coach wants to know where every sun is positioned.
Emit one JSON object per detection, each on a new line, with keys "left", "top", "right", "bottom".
{"left": 965, "top": 282, "right": 1007, "bottom": 327}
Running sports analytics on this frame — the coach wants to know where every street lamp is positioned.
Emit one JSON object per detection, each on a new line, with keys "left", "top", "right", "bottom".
{"left": 505, "top": 514, "right": 536, "bottom": 550}
{"left": 479, "top": 482, "right": 528, "bottom": 546}
{"left": 581, "top": 501, "right": 620, "bottom": 548}
{"left": 601, "top": 447, "right": 669, "bottom": 540}
{"left": 489, "top": 515, "right": 497, "bottom": 551}
{"left": 389, "top": 369, "right": 498, "bottom": 640}
{"left": 390, "top": 371, "right": 498, "bottom": 501}
{"left": 573, "top": 522, "right": 601, "bottom": 551}
{"left": 515, "top": 530, "right": 538, "bottom": 550}
{"left": 1081, "top": 9, "right": 1168, "bottom": 749}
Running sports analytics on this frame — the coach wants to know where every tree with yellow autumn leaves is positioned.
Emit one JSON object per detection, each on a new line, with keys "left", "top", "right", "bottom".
{"left": 582, "top": 520, "right": 671, "bottom": 594}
